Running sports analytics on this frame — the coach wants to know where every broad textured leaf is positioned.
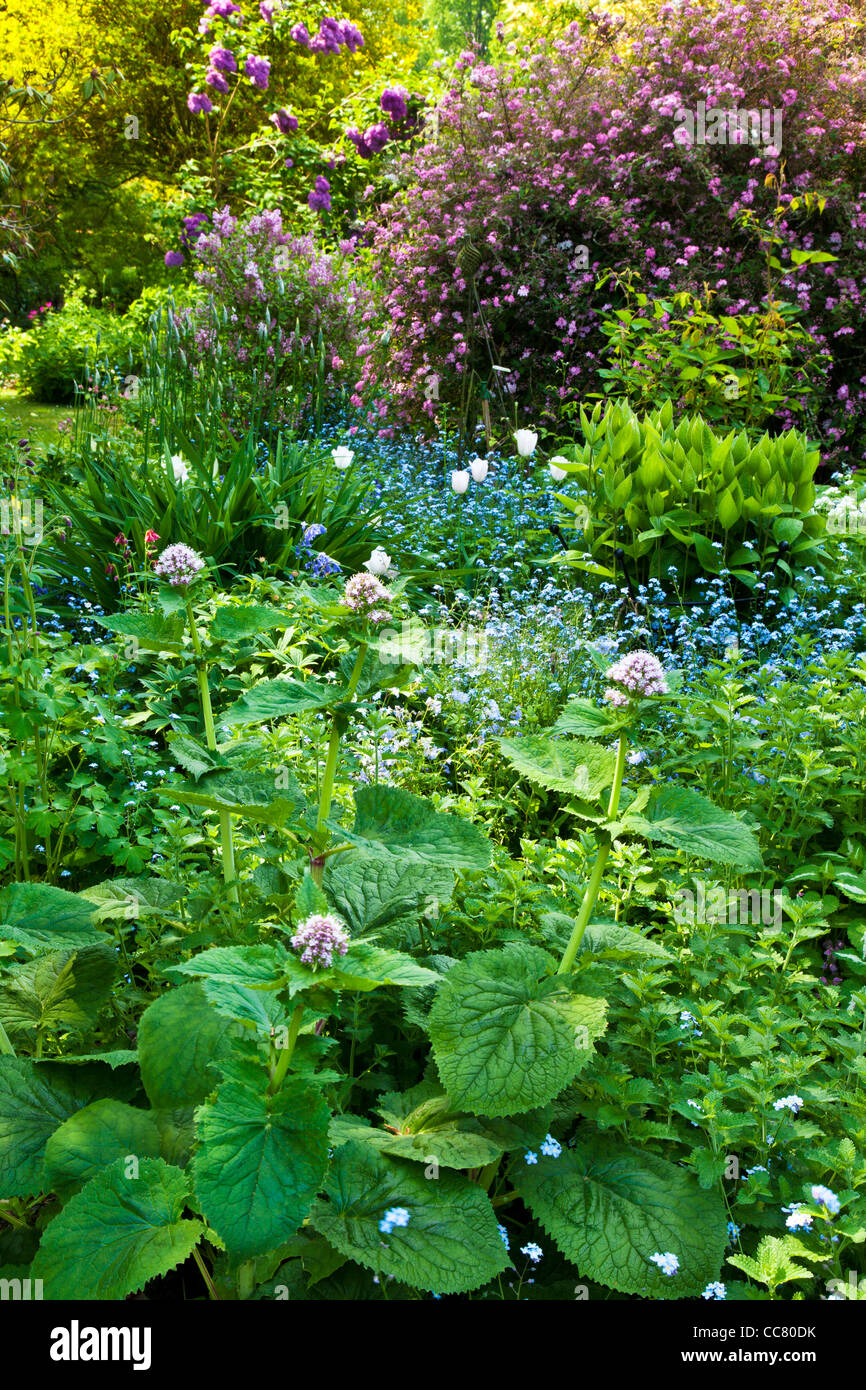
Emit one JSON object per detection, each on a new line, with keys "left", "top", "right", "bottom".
{"left": 0, "top": 1057, "right": 91, "bottom": 1197}
{"left": 552, "top": 699, "right": 617, "bottom": 738}
{"left": 0, "top": 882, "right": 102, "bottom": 952}
{"left": 82, "top": 877, "right": 185, "bottom": 923}
{"left": 428, "top": 944, "right": 607, "bottom": 1116}
{"left": 0, "top": 945, "right": 116, "bottom": 1040}
{"left": 514, "top": 1133, "right": 726, "bottom": 1297}
{"left": 200, "top": 978, "right": 286, "bottom": 1032}
{"left": 43, "top": 1099, "right": 161, "bottom": 1197}
{"left": 325, "top": 851, "right": 455, "bottom": 934}
{"left": 44, "top": 1050, "right": 138, "bottom": 1069}
{"left": 210, "top": 605, "right": 294, "bottom": 641}
{"left": 342, "top": 785, "right": 491, "bottom": 871}
{"left": 167, "top": 735, "right": 229, "bottom": 781}
{"left": 499, "top": 735, "right": 616, "bottom": 799}
{"left": 93, "top": 611, "right": 185, "bottom": 654}
{"left": 330, "top": 943, "right": 441, "bottom": 991}
{"left": 330, "top": 1095, "right": 550, "bottom": 1170}
{"left": 158, "top": 770, "right": 304, "bottom": 828}
{"left": 32, "top": 1157, "right": 207, "bottom": 1300}
{"left": 541, "top": 913, "right": 672, "bottom": 963}
{"left": 222, "top": 675, "right": 343, "bottom": 726}
{"left": 193, "top": 1072, "right": 330, "bottom": 1261}
{"left": 625, "top": 786, "right": 763, "bottom": 870}
{"left": 165, "top": 945, "right": 287, "bottom": 991}
{"left": 294, "top": 871, "right": 330, "bottom": 920}
{"left": 137, "top": 983, "right": 235, "bottom": 1109}
{"left": 276, "top": 942, "right": 440, "bottom": 999}
{"left": 328, "top": 1113, "right": 505, "bottom": 1169}
{"left": 310, "top": 1141, "right": 508, "bottom": 1294}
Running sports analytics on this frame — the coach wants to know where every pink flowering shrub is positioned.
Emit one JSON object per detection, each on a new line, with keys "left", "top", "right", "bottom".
{"left": 179, "top": 205, "right": 374, "bottom": 426}
{"left": 355, "top": 1, "right": 866, "bottom": 464}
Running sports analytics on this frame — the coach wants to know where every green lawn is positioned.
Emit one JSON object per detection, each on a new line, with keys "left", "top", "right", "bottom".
{"left": 0, "top": 388, "right": 73, "bottom": 445}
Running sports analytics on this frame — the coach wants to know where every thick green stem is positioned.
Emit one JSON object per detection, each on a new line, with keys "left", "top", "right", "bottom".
{"left": 186, "top": 600, "right": 239, "bottom": 905}
{"left": 269, "top": 1001, "right": 305, "bottom": 1094}
{"left": 315, "top": 641, "right": 368, "bottom": 835}
{"left": 557, "top": 731, "right": 629, "bottom": 975}
{"left": 236, "top": 1259, "right": 256, "bottom": 1301}
{"left": 192, "top": 1244, "right": 220, "bottom": 1301}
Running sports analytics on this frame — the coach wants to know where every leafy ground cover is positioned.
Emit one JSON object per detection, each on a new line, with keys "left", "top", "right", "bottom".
{"left": 0, "top": 0, "right": 865, "bottom": 1315}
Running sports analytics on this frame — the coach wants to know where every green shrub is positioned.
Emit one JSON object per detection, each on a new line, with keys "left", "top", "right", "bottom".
{"left": 550, "top": 398, "right": 827, "bottom": 597}
{"left": 44, "top": 428, "right": 385, "bottom": 611}
{"left": 17, "top": 287, "right": 141, "bottom": 404}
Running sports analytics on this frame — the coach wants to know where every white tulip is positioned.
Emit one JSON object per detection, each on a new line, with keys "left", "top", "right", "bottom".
{"left": 549, "top": 455, "right": 570, "bottom": 482}
{"left": 451, "top": 469, "right": 470, "bottom": 494}
{"left": 364, "top": 547, "right": 392, "bottom": 576}
{"left": 469, "top": 456, "right": 489, "bottom": 482}
{"left": 514, "top": 429, "right": 538, "bottom": 458}
{"left": 332, "top": 446, "right": 355, "bottom": 470}
{"left": 170, "top": 454, "right": 190, "bottom": 485}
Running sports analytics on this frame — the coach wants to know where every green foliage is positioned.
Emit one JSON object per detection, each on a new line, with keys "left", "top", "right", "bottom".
{"left": 31, "top": 1157, "right": 208, "bottom": 1300}
{"left": 428, "top": 944, "right": 607, "bottom": 1115}
{"left": 513, "top": 1133, "right": 728, "bottom": 1297}
{"left": 550, "top": 398, "right": 827, "bottom": 594}
{"left": 310, "top": 1140, "right": 509, "bottom": 1294}
{"left": 592, "top": 280, "right": 828, "bottom": 433}
{"left": 45, "top": 426, "right": 384, "bottom": 610}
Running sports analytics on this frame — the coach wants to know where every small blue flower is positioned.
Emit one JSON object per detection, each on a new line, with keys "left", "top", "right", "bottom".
{"left": 524, "top": 1151, "right": 538, "bottom": 1165}
{"left": 521, "top": 1242, "right": 543, "bottom": 1264}
{"left": 649, "top": 1252, "right": 679, "bottom": 1276}
{"left": 810, "top": 1185, "right": 840, "bottom": 1215}
{"left": 497, "top": 1223, "right": 510, "bottom": 1252}
{"left": 540, "top": 1133, "right": 562, "bottom": 1159}
{"left": 379, "top": 1206, "right": 411, "bottom": 1234}
{"left": 702, "top": 1281, "right": 726, "bottom": 1300}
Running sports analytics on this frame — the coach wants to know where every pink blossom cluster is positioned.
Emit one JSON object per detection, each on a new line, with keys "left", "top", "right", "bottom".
{"left": 153, "top": 543, "right": 206, "bottom": 589}
{"left": 177, "top": 206, "right": 373, "bottom": 422}
{"left": 351, "top": 0, "right": 866, "bottom": 463}
{"left": 605, "top": 651, "right": 669, "bottom": 706}
{"left": 344, "top": 571, "right": 393, "bottom": 623}
{"left": 290, "top": 913, "right": 350, "bottom": 968}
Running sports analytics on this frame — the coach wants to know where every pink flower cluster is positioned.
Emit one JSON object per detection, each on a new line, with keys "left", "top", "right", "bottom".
{"left": 290, "top": 913, "right": 350, "bottom": 968}
{"left": 343, "top": 571, "right": 392, "bottom": 623}
{"left": 605, "top": 651, "right": 669, "bottom": 706}
{"left": 153, "top": 543, "right": 206, "bottom": 589}
{"left": 177, "top": 206, "right": 372, "bottom": 424}
{"left": 352, "top": 0, "right": 866, "bottom": 463}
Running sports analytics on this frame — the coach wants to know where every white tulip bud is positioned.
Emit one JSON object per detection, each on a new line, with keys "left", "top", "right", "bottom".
{"left": 170, "top": 454, "right": 190, "bottom": 484}
{"left": 451, "top": 469, "right": 470, "bottom": 494}
{"left": 469, "top": 456, "right": 489, "bottom": 482}
{"left": 364, "top": 547, "right": 392, "bottom": 576}
{"left": 332, "top": 447, "right": 355, "bottom": 470}
{"left": 514, "top": 429, "right": 538, "bottom": 458}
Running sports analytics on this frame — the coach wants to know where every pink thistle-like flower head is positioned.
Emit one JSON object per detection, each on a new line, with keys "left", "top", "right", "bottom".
{"left": 604, "top": 650, "right": 668, "bottom": 703}
{"left": 291, "top": 913, "right": 350, "bottom": 968}
{"left": 153, "top": 542, "right": 206, "bottom": 590}
{"left": 343, "top": 571, "right": 393, "bottom": 622}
